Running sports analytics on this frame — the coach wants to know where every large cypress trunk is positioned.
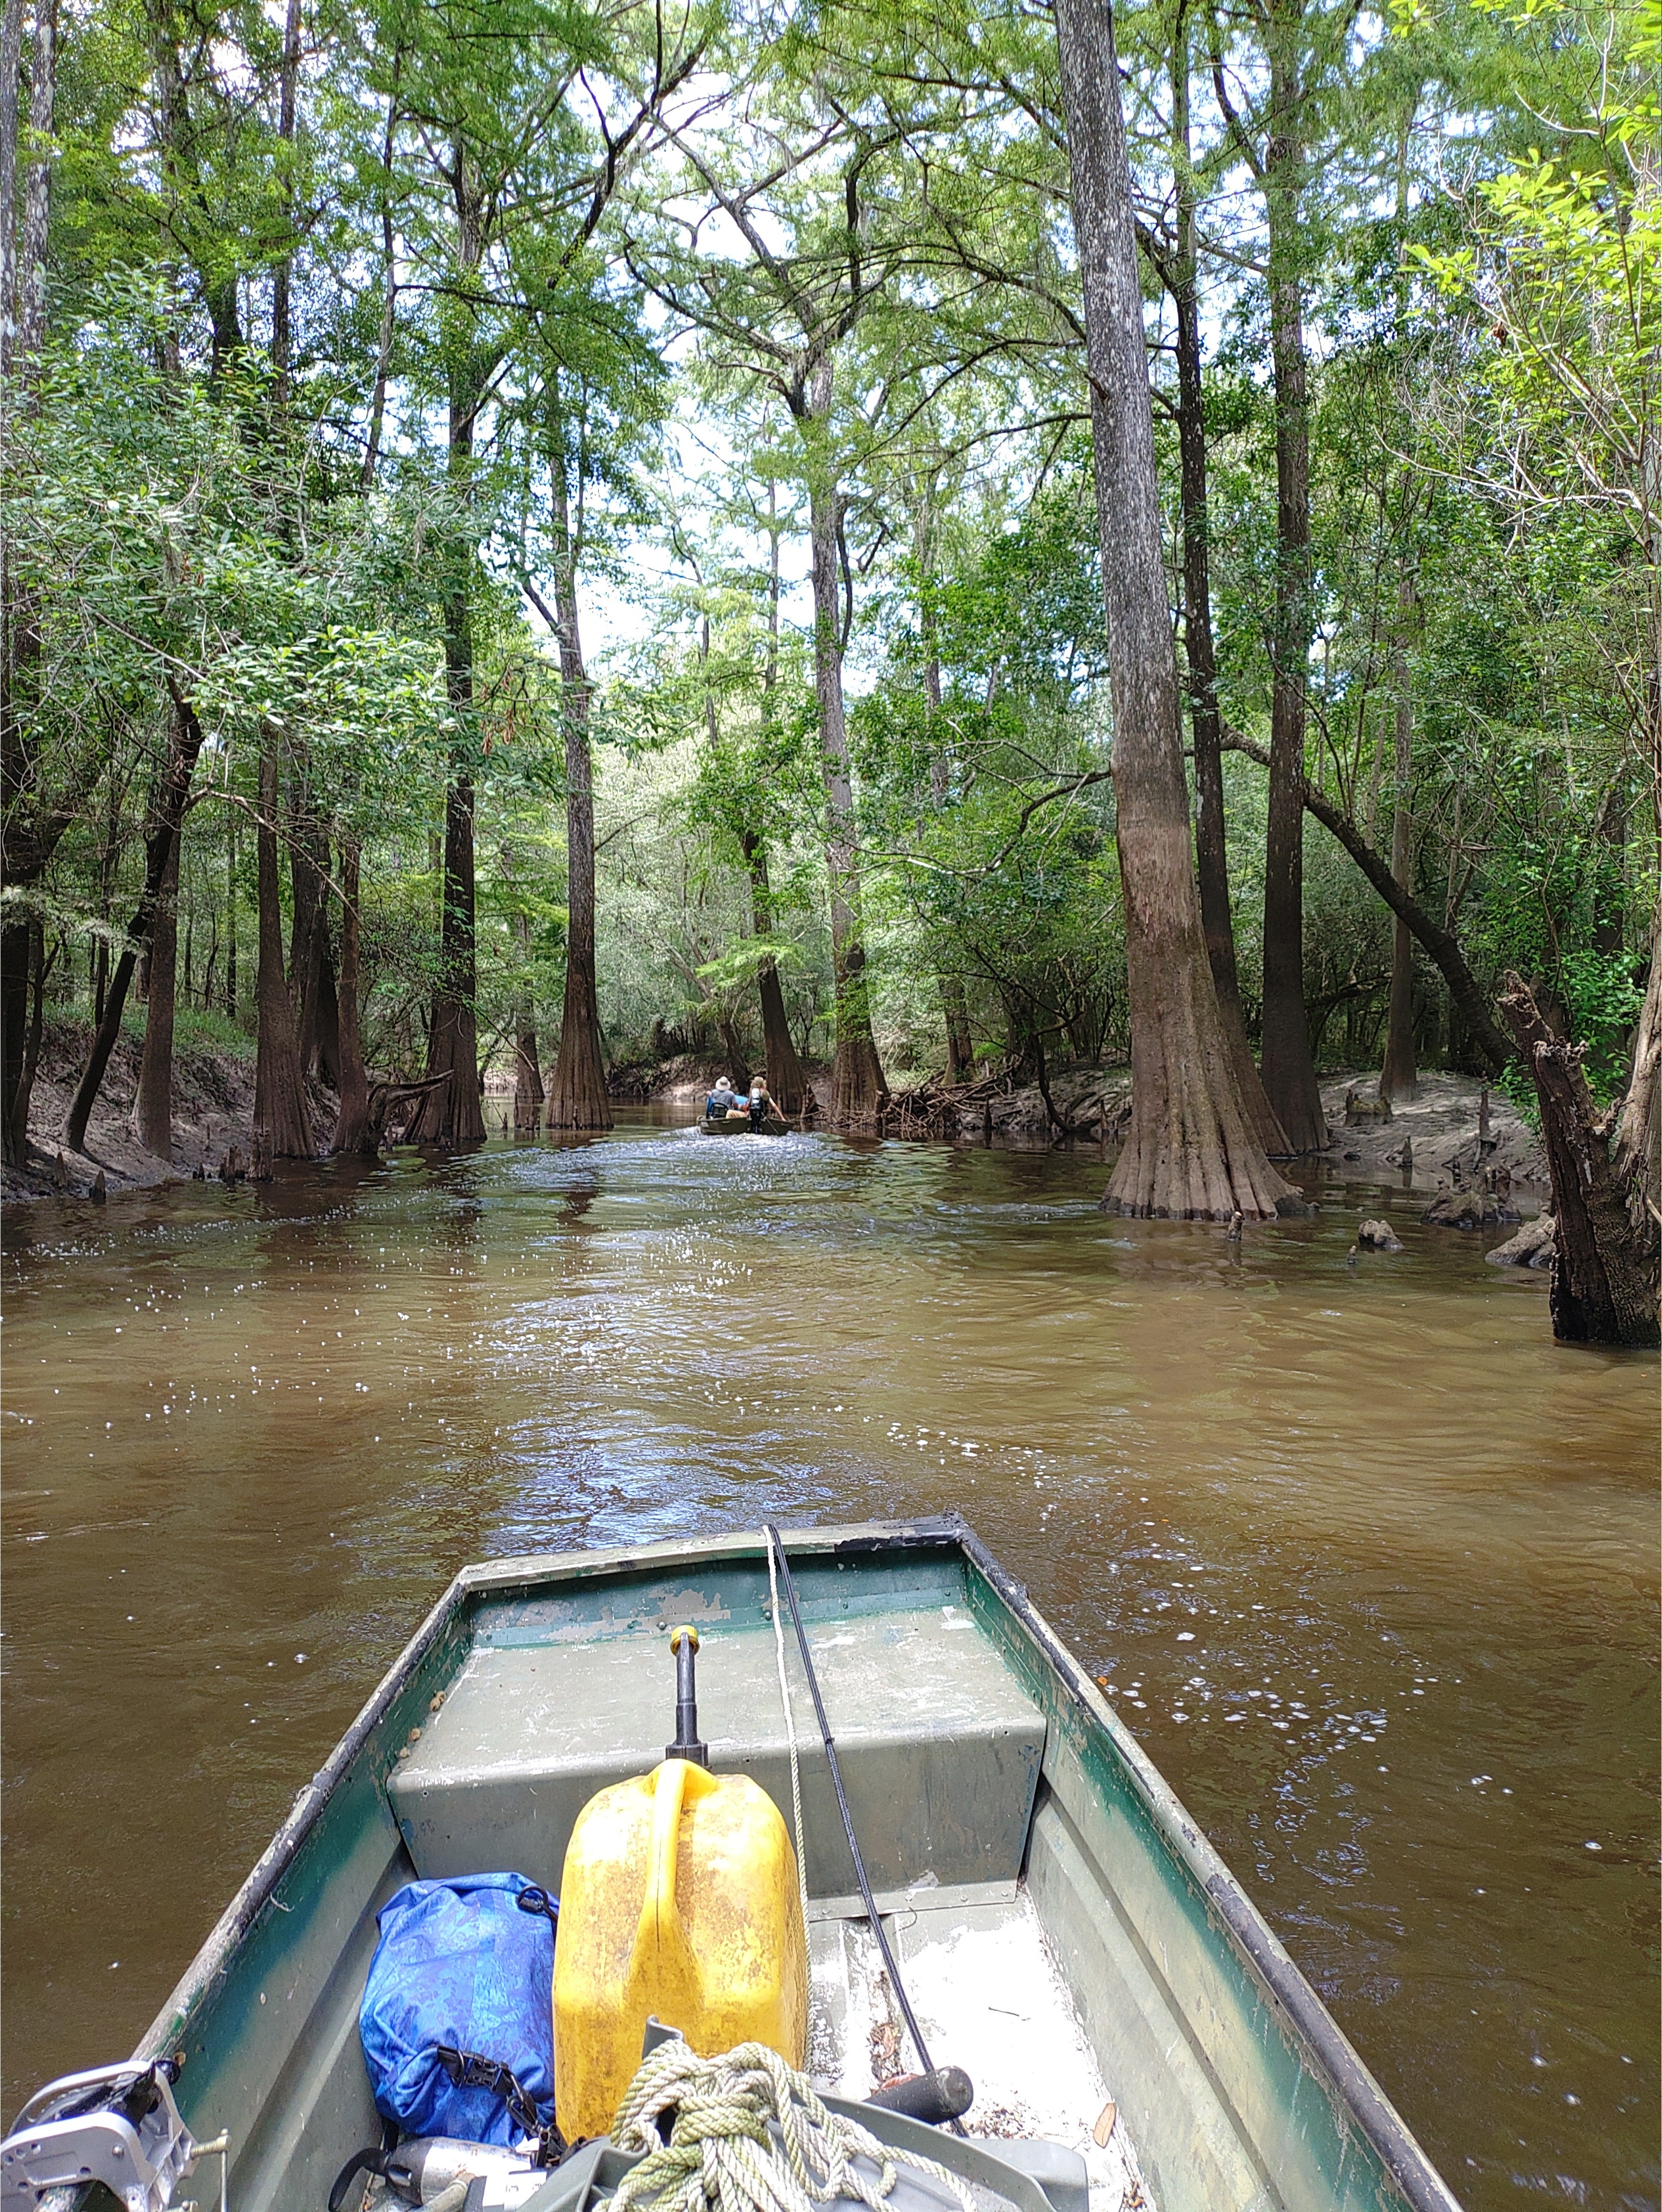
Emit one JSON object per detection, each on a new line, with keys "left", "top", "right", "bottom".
{"left": 689, "top": 624, "right": 753, "bottom": 1099}
{"left": 311, "top": 928, "right": 340, "bottom": 1088}
{"left": 62, "top": 689, "right": 205, "bottom": 1152}
{"left": 940, "top": 988, "right": 974, "bottom": 1083}
{"left": 513, "top": 907, "right": 544, "bottom": 1130}
{"left": 409, "top": 370, "right": 486, "bottom": 1147}
{"left": 0, "top": 0, "right": 62, "bottom": 1161}
{"left": 134, "top": 827, "right": 179, "bottom": 1157}
{"left": 546, "top": 688, "right": 610, "bottom": 1129}
{"left": 1179, "top": 323, "right": 1276, "bottom": 1140}
{"left": 745, "top": 507, "right": 807, "bottom": 1115}
{"left": 924, "top": 680, "right": 975, "bottom": 1082}
{"left": 0, "top": 916, "right": 32, "bottom": 1160}
{"left": 409, "top": 764, "right": 485, "bottom": 1144}
{"left": 916, "top": 498, "right": 975, "bottom": 1084}
{"left": 4, "top": 915, "right": 44, "bottom": 1160}
{"left": 804, "top": 362, "right": 886, "bottom": 1128}
{"left": 544, "top": 409, "right": 612, "bottom": 1134}
{"left": 408, "top": 151, "right": 486, "bottom": 1149}
{"left": 712, "top": 1005, "right": 750, "bottom": 1093}
{"left": 225, "top": 808, "right": 238, "bottom": 1019}
{"left": 1171, "top": 91, "right": 1286, "bottom": 1158}
{"left": 930, "top": 764, "right": 976, "bottom": 1085}
{"left": 289, "top": 846, "right": 319, "bottom": 1061}
{"left": 0, "top": 619, "right": 38, "bottom": 1164}
{"left": 740, "top": 832, "right": 806, "bottom": 1114}
{"left": 332, "top": 837, "right": 371, "bottom": 1154}
{"left": 0, "top": 667, "right": 45, "bottom": 1164}
{"left": 1257, "top": 31, "right": 1328, "bottom": 1155}
{"left": 254, "top": 748, "right": 313, "bottom": 1157}
{"left": 1379, "top": 573, "right": 1418, "bottom": 1100}
{"left": 251, "top": 0, "right": 316, "bottom": 1162}
{"left": 1379, "top": 130, "right": 1420, "bottom": 1107}
{"left": 1053, "top": 0, "right": 1293, "bottom": 1219}
{"left": 286, "top": 794, "right": 328, "bottom": 1071}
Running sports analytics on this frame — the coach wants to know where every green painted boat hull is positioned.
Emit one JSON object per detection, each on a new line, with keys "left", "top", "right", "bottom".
{"left": 114, "top": 1521, "right": 1460, "bottom": 2212}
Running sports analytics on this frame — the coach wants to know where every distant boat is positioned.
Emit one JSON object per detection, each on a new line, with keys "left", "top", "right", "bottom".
{"left": 697, "top": 1112, "right": 791, "bottom": 1136}
{"left": 0, "top": 1519, "right": 1460, "bottom": 2212}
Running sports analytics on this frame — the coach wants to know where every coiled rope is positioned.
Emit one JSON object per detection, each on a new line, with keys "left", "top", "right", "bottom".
{"left": 609, "top": 2043, "right": 968, "bottom": 2212}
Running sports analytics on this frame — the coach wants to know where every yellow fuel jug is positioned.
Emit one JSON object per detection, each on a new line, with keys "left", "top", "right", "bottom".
{"left": 553, "top": 1631, "right": 808, "bottom": 2140}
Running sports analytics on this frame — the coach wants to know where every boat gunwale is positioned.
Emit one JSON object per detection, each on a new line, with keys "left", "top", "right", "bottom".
{"left": 952, "top": 1523, "right": 1463, "bottom": 2212}
{"left": 131, "top": 1516, "right": 1462, "bottom": 2212}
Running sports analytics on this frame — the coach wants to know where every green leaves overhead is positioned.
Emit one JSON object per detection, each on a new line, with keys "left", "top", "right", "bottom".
{"left": 5, "top": 0, "right": 1652, "bottom": 1097}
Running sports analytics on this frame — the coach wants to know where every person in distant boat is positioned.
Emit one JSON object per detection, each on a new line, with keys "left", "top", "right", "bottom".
{"left": 747, "top": 1076, "right": 779, "bottom": 1129}
{"left": 706, "top": 1076, "right": 739, "bottom": 1118}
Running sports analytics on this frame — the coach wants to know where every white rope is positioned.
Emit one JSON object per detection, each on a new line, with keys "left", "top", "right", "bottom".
{"left": 609, "top": 2042, "right": 968, "bottom": 2212}
{"left": 768, "top": 1537, "right": 811, "bottom": 1942}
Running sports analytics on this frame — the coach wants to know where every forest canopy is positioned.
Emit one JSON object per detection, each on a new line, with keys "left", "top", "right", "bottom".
{"left": 0, "top": 0, "right": 1655, "bottom": 1193}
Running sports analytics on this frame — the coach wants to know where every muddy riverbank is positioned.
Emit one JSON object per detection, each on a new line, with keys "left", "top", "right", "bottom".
{"left": 11, "top": 1029, "right": 1544, "bottom": 1209}
{"left": 0, "top": 1017, "right": 257, "bottom": 1204}
{"left": 619, "top": 1051, "right": 1547, "bottom": 1192}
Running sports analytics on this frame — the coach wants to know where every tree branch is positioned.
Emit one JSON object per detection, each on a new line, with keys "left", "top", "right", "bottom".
{"left": 1220, "top": 724, "right": 1512, "bottom": 1070}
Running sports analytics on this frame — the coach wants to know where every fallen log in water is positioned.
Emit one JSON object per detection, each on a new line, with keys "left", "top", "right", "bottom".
{"left": 871, "top": 1068, "right": 1017, "bottom": 1141}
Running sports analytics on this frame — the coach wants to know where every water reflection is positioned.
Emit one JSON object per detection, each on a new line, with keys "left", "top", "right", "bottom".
{"left": 0, "top": 1120, "right": 1655, "bottom": 2212}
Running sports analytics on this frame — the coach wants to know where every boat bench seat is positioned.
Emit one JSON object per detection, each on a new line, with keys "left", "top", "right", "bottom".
{"left": 388, "top": 1601, "right": 1045, "bottom": 1914}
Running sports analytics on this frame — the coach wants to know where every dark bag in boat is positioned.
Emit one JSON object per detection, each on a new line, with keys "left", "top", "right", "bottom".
{"left": 359, "top": 1872, "right": 558, "bottom": 2146}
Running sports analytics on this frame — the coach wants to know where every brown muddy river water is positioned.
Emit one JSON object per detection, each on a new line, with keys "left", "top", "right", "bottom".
{"left": 1, "top": 1118, "right": 1656, "bottom": 2212}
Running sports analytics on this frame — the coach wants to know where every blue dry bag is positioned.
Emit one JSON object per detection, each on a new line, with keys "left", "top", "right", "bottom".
{"left": 359, "top": 1872, "right": 558, "bottom": 2146}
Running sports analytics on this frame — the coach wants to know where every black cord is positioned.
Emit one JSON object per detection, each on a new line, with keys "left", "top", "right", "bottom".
{"left": 764, "top": 1524, "right": 966, "bottom": 2136}
{"left": 327, "top": 2147, "right": 387, "bottom": 2212}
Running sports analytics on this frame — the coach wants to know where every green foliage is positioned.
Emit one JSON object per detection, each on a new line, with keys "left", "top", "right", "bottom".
{"left": 6, "top": 0, "right": 1654, "bottom": 1121}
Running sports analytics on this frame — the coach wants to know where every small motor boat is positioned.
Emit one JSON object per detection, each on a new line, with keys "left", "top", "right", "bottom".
{"left": 0, "top": 1520, "right": 1461, "bottom": 2212}
{"left": 697, "top": 1112, "right": 790, "bottom": 1137}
